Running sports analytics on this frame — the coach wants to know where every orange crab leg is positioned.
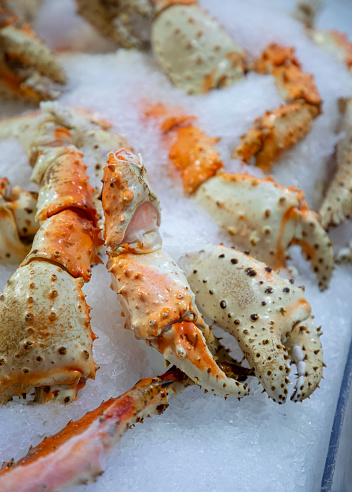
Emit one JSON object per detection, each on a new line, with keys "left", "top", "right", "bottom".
{"left": 144, "top": 102, "right": 223, "bottom": 194}
{"left": 0, "top": 368, "right": 190, "bottom": 492}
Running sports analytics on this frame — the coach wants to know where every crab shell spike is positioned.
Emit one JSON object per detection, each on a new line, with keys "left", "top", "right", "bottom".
{"left": 102, "top": 148, "right": 162, "bottom": 254}
{"left": 0, "top": 368, "right": 189, "bottom": 492}
{"left": 21, "top": 210, "right": 103, "bottom": 282}
{"left": 151, "top": 4, "right": 246, "bottom": 94}
{"left": 232, "top": 102, "right": 317, "bottom": 172}
{"left": 0, "top": 261, "right": 96, "bottom": 405}
{"left": 195, "top": 173, "right": 334, "bottom": 289}
{"left": 32, "top": 147, "right": 97, "bottom": 225}
{"left": 181, "top": 245, "right": 324, "bottom": 403}
{"left": 319, "top": 98, "right": 352, "bottom": 229}
{"left": 285, "top": 317, "right": 323, "bottom": 401}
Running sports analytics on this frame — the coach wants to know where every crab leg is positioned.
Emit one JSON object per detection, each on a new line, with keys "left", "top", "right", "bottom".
{"left": 0, "top": 106, "right": 105, "bottom": 404}
{"left": 233, "top": 43, "right": 321, "bottom": 171}
{"left": 102, "top": 148, "right": 249, "bottom": 398}
{"left": 0, "top": 177, "right": 38, "bottom": 264}
{"left": 0, "top": 4, "right": 66, "bottom": 101}
{"left": 181, "top": 244, "right": 324, "bottom": 403}
{"left": 144, "top": 104, "right": 334, "bottom": 289}
{"left": 0, "top": 368, "right": 190, "bottom": 492}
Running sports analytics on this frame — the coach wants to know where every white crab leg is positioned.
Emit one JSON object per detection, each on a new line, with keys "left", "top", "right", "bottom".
{"left": 195, "top": 172, "right": 334, "bottom": 289}
{"left": 181, "top": 244, "right": 324, "bottom": 403}
{"left": 151, "top": 2, "right": 245, "bottom": 94}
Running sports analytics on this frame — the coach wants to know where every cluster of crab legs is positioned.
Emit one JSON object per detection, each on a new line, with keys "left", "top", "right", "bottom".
{"left": 0, "top": 0, "right": 351, "bottom": 490}
{"left": 0, "top": 102, "right": 325, "bottom": 490}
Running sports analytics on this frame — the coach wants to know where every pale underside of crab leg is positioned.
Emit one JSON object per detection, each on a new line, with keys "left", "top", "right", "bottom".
{"left": 102, "top": 149, "right": 249, "bottom": 398}
{"left": 319, "top": 98, "right": 352, "bottom": 229}
{"left": 195, "top": 173, "right": 334, "bottom": 290}
{"left": 0, "top": 368, "right": 191, "bottom": 492}
{"left": 181, "top": 245, "right": 324, "bottom": 403}
{"left": 151, "top": 3, "right": 246, "bottom": 94}
{"left": 0, "top": 5, "right": 66, "bottom": 101}
{"left": 233, "top": 43, "right": 321, "bottom": 171}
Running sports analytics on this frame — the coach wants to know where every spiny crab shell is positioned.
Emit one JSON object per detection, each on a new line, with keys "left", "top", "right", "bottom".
{"left": 0, "top": 261, "right": 96, "bottom": 405}
{"left": 103, "top": 149, "right": 249, "bottom": 398}
{"left": 152, "top": 3, "right": 246, "bottom": 94}
{"left": 181, "top": 244, "right": 324, "bottom": 403}
{"left": 195, "top": 172, "right": 334, "bottom": 289}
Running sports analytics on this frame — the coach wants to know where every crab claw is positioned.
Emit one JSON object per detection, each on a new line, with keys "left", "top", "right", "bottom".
{"left": 102, "top": 149, "right": 249, "bottom": 398}
{"left": 151, "top": 2, "right": 246, "bottom": 94}
{"left": 0, "top": 5, "right": 66, "bottom": 101}
{"left": 181, "top": 245, "right": 324, "bottom": 403}
{"left": 195, "top": 173, "right": 334, "bottom": 289}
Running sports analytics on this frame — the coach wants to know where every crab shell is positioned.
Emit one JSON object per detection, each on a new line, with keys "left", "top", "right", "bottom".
{"left": 0, "top": 261, "right": 96, "bottom": 404}
{"left": 152, "top": 4, "right": 246, "bottom": 94}
{"left": 182, "top": 245, "right": 324, "bottom": 402}
{"left": 102, "top": 150, "right": 249, "bottom": 398}
{"left": 0, "top": 180, "right": 39, "bottom": 264}
{"left": 319, "top": 97, "right": 352, "bottom": 229}
{"left": 195, "top": 173, "right": 334, "bottom": 289}
{"left": 103, "top": 149, "right": 162, "bottom": 254}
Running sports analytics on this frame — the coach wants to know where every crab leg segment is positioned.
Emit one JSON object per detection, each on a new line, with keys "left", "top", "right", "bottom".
{"left": 103, "top": 149, "right": 249, "bottom": 398}
{"left": 196, "top": 173, "right": 334, "bottom": 289}
{"left": 0, "top": 178, "right": 38, "bottom": 264}
{"left": 181, "top": 245, "right": 324, "bottom": 402}
{"left": 0, "top": 106, "right": 105, "bottom": 404}
{"left": 233, "top": 44, "right": 321, "bottom": 171}
{"left": 0, "top": 5, "right": 66, "bottom": 101}
{"left": 0, "top": 368, "right": 190, "bottom": 492}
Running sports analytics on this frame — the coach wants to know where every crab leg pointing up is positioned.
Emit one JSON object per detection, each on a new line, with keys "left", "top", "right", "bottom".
{"left": 102, "top": 148, "right": 250, "bottom": 398}
{"left": 0, "top": 105, "right": 105, "bottom": 404}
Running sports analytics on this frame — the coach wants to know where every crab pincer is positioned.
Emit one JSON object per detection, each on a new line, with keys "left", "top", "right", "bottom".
{"left": 102, "top": 148, "right": 249, "bottom": 398}
{"left": 181, "top": 245, "right": 324, "bottom": 403}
